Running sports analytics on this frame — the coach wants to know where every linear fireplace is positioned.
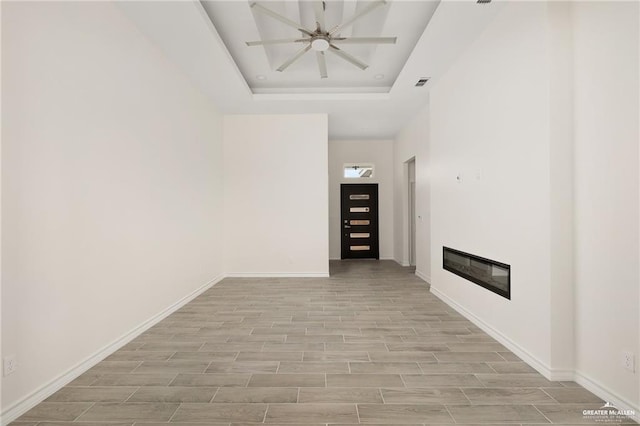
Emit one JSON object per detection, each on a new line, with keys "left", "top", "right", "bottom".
{"left": 443, "top": 247, "right": 511, "bottom": 299}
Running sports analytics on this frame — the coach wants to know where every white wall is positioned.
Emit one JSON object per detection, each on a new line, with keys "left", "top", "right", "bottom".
{"left": 0, "top": 0, "right": 4, "bottom": 411}
{"left": 223, "top": 114, "right": 329, "bottom": 276}
{"left": 420, "top": 0, "right": 639, "bottom": 413}
{"left": 2, "top": 1, "right": 225, "bottom": 416}
{"left": 573, "top": 1, "right": 639, "bottom": 411}
{"left": 428, "top": 1, "right": 571, "bottom": 375}
{"left": 547, "top": 0, "right": 576, "bottom": 376}
{"left": 394, "top": 105, "right": 430, "bottom": 280}
{"left": 328, "top": 140, "right": 394, "bottom": 260}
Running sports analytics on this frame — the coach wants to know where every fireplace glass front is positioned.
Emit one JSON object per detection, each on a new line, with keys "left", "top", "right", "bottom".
{"left": 443, "top": 247, "right": 510, "bottom": 299}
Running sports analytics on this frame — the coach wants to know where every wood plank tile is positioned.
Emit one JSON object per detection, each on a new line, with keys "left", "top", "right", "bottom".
{"left": 298, "top": 387, "right": 383, "bottom": 403}
{"left": 16, "top": 403, "right": 93, "bottom": 422}
{"left": 542, "top": 387, "right": 605, "bottom": 403}
{"left": 327, "top": 374, "right": 404, "bottom": 387}
{"left": 357, "top": 404, "right": 454, "bottom": 424}
{"left": 126, "top": 386, "right": 217, "bottom": 402}
{"left": 205, "top": 361, "right": 279, "bottom": 374}
{"left": 213, "top": 387, "right": 298, "bottom": 403}
{"left": 171, "top": 373, "right": 250, "bottom": 387}
{"left": 434, "top": 352, "right": 505, "bottom": 362}
{"left": 447, "top": 342, "right": 508, "bottom": 352}
{"left": 419, "top": 362, "right": 494, "bottom": 373}
{"left": 381, "top": 388, "right": 469, "bottom": 404}
{"left": 303, "top": 351, "right": 370, "bottom": 362}
{"left": 262, "top": 343, "right": 324, "bottom": 351}
{"left": 37, "top": 423, "right": 134, "bottom": 426}
{"left": 105, "top": 351, "right": 174, "bottom": 362}
{"left": 475, "top": 373, "right": 562, "bottom": 387}
{"left": 368, "top": 352, "right": 438, "bottom": 363}
{"left": 402, "top": 374, "right": 484, "bottom": 387}
{"left": 133, "top": 361, "right": 209, "bottom": 374}
{"left": 138, "top": 342, "right": 202, "bottom": 351}
{"left": 487, "top": 362, "right": 538, "bottom": 373}
{"left": 45, "top": 387, "right": 137, "bottom": 403}
{"left": 447, "top": 404, "right": 550, "bottom": 423}
{"left": 462, "top": 387, "right": 556, "bottom": 404}
{"left": 349, "top": 362, "right": 422, "bottom": 374}
{"left": 171, "top": 403, "right": 267, "bottom": 423}
{"left": 386, "top": 343, "right": 450, "bottom": 352}
{"left": 235, "top": 352, "right": 303, "bottom": 362}
{"left": 87, "top": 361, "right": 141, "bottom": 374}
{"left": 264, "top": 403, "right": 359, "bottom": 423}
{"left": 77, "top": 403, "right": 179, "bottom": 422}
{"left": 278, "top": 362, "right": 349, "bottom": 373}
{"left": 91, "top": 373, "right": 176, "bottom": 386}
{"left": 325, "top": 343, "right": 389, "bottom": 352}
{"left": 169, "top": 351, "right": 238, "bottom": 361}
{"left": 248, "top": 374, "right": 325, "bottom": 387}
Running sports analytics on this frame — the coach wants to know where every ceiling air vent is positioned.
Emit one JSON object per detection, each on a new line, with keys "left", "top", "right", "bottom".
{"left": 415, "top": 78, "right": 429, "bottom": 87}
{"left": 477, "top": 0, "right": 491, "bottom": 3}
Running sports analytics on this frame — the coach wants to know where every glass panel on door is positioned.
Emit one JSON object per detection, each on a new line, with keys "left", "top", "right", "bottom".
{"left": 349, "top": 194, "right": 370, "bottom": 200}
{"left": 349, "top": 207, "right": 370, "bottom": 213}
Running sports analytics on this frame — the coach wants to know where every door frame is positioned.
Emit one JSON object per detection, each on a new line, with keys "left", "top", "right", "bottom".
{"left": 407, "top": 158, "right": 416, "bottom": 266}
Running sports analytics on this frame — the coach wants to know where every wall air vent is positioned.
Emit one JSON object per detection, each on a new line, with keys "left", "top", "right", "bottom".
{"left": 477, "top": 0, "right": 491, "bottom": 3}
{"left": 415, "top": 78, "right": 429, "bottom": 87}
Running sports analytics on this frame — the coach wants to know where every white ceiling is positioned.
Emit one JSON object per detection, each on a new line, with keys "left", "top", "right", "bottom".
{"left": 117, "top": 0, "right": 503, "bottom": 139}
{"left": 201, "top": 1, "right": 438, "bottom": 93}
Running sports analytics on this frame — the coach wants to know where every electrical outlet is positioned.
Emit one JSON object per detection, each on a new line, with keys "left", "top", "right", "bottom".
{"left": 3, "top": 355, "right": 18, "bottom": 377}
{"left": 622, "top": 351, "right": 635, "bottom": 372}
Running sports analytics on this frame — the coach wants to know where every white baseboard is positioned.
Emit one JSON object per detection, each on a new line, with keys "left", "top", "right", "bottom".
{"left": 330, "top": 259, "right": 396, "bottom": 262}
{"left": 329, "top": 258, "right": 396, "bottom": 263}
{"left": 0, "top": 274, "right": 225, "bottom": 426}
{"left": 415, "top": 270, "right": 430, "bottom": 284}
{"left": 393, "top": 258, "right": 410, "bottom": 267}
{"left": 430, "top": 286, "right": 639, "bottom": 420}
{"left": 574, "top": 370, "right": 640, "bottom": 423}
{"left": 430, "top": 286, "right": 560, "bottom": 380}
{"left": 225, "top": 272, "right": 329, "bottom": 278}
{"left": 392, "top": 257, "right": 409, "bottom": 267}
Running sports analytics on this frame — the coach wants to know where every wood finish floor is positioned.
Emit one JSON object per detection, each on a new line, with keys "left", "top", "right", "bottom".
{"left": 12, "top": 260, "right": 636, "bottom": 425}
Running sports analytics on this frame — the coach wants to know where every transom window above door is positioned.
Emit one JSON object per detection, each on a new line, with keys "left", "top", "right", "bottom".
{"left": 344, "top": 164, "right": 374, "bottom": 178}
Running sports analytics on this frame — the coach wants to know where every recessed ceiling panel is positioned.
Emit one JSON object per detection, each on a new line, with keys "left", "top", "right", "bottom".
{"left": 201, "top": 0, "right": 439, "bottom": 94}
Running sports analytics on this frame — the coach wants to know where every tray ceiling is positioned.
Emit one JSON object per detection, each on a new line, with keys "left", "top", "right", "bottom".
{"left": 202, "top": 1, "right": 439, "bottom": 94}
{"left": 117, "top": 1, "right": 502, "bottom": 139}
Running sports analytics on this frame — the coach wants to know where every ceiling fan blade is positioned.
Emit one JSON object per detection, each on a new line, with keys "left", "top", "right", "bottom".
{"left": 312, "top": 0, "right": 326, "bottom": 32}
{"left": 329, "top": 0, "right": 386, "bottom": 36}
{"left": 331, "top": 37, "right": 397, "bottom": 44}
{"left": 328, "top": 44, "right": 368, "bottom": 70}
{"left": 316, "top": 51, "right": 328, "bottom": 79}
{"left": 277, "top": 44, "right": 312, "bottom": 72}
{"left": 246, "top": 38, "right": 309, "bottom": 47}
{"left": 250, "top": 3, "right": 313, "bottom": 36}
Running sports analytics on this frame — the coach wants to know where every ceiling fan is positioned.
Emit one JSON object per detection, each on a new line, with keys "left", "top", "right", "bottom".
{"left": 245, "top": 0, "right": 397, "bottom": 79}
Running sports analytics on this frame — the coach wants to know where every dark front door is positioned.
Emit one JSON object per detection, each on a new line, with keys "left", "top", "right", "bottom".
{"left": 341, "top": 184, "right": 379, "bottom": 259}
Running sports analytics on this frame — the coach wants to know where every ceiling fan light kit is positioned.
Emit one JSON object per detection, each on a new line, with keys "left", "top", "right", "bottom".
{"left": 311, "top": 37, "right": 330, "bottom": 52}
{"left": 246, "top": 0, "right": 397, "bottom": 79}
